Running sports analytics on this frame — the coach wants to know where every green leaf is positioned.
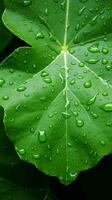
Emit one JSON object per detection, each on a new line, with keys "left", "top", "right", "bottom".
{"left": 1, "top": 0, "right": 112, "bottom": 184}
{"left": 0, "top": 0, "right": 12, "bottom": 53}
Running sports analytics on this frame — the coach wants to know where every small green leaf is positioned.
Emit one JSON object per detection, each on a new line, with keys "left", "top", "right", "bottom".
{"left": 1, "top": 0, "right": 112, "bottom": 185}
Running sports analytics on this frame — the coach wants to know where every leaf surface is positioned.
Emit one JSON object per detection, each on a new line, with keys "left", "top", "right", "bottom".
{"left": 1, "top": 0, "right": 112, "bottom": 184}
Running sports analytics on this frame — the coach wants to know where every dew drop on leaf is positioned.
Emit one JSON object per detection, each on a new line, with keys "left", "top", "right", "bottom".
{"left": 35, "top": 31, "right": 44, "bottom": 39}
{"left": 56, "top": 148, "right": 60, "bottom": 155}
{"left": 38, "top": 130, "right": 47, "bottom": 143}
{"left": 101, "top": 102, "right": 112, "bottom": 112}
{"left": 102, "top": 48, "right": 109, "bottom": 54}
{"left": 100, "top": 140, "right": 105, "bottom": 145}
{"left": 87, "top": 93, "right": 98, "bottom": 105}
{"left": 86, "top": 58, "right": 99, "bottom": 64}
{"left": 2, "top": 95, "right": 9, "bottom": 100}
{"left": 33, "top": 154, "right": 40, "bottom": 160}
{"left": 84, "top": 81, "right": 92, "bottom": 88}
{"left": 102, "top": 58, "right": 108, "bottom": 65}
{"left": 17, "top": 86, "right": 26, "bottom": 92}
{"left": 70, "top": 79, "right": 75, "bottom": 85}
{"left": 79, "top": 62, "right": 85, "bottom": 67}
{"left": 88, "top": 44, "right": 100, "bottom": 53}
{"left": 18, "top": 148, "right": 26, "bottom": 155}
{"left": 44, "top": 77, "right": 52, "bottom": 83}
{"left": 22, "top": 0, "right": 32, "bottom": 7}
{"left": 0, "top": 78, "right": 5, "bottom": 87}
{"left": 76, "top": 119, "right": 84, "bottom": 127}
{"left": 62, "top": 112, "right": 71, "bottom": 119}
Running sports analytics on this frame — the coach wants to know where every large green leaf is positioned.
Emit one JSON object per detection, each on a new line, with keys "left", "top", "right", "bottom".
{"left": 0, "top": 0, "right": 12, "bottom": 53}
{"left": 1, "top": 0, "right": 112, "bottom": 184}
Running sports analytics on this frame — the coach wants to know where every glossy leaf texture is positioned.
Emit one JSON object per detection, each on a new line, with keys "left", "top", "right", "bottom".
{"left": 1, "top": 0, "right": 112, "bottom": 184}
{"left": 0, "top": 0, "right": 12, "bottom": 53}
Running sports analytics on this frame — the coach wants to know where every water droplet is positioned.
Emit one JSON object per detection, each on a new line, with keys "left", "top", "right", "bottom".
{"left": 2, "top": 96, "right": 9, "bottom": 100}
{"left": 17, "top": 86, "right": 26, "bottom": 92}
{"left": 78, "top": 6, "right": 85, "bottom": 16}
{"left": 44, "top": 77, "right": 52, "bottom": 83}
{"left": 22, "top": 0, "right": 32, "bottom": 7}
{"left": 105, "top": 65, "right": 112, "bottom": 70}
{"left": 35, "top": 31, "right": 44, "bottom": 39}
{"left": 62, "top": 112, "right": 71, "bottom": 119}
{"left": 60, "top": 0, "right": 66, "bottom": 10}
{"left": 79, "top": 62, "right": 85, "bottom": 67}
{"left": 100, "top": 140, "right": 105, "bottom": 145}
{"left": 41, "top": 71, "right": 49, "bottom": 77}
{"left": 9, "top": 81, "right": 14, "bottom": 86}
{"left": 87, "top": 93, "right": 98, "bottom": 105}
{"left": 86, "top": 58, "right": 99, "bottom": 64}
{"left": 30, "top": 127, "right": 35, "bottom": 133}
{"left": 102, "top": 48, "right": 109, "bottom": 54}
{"left": 88, "top": 44, "right": 100, "bottom": 53}
{"left": 33, "top": 154, "right": 40, "bottom": 160}
{"left": 70, "top": 172, "right": 78, "bottom": 178}
{"left": 84, "top": 81, "right": 92, "bottom": 88}
{"left": 44, "top": 8, "right": 48, "bottom": 15}
{"left": 70, "top": 79, "right": 75, "bottom": 85}
{"left": 47, "top": 144, "right": 51, "bottom": 150}
{"left": 0, "top": 78, "right": 5, "bottom": 87}
{"left": 56, "top": 148, "right": 60, "bottom": 154}
{"left": 102, "top": 58, "right": 108, "bottom": 65}
{"left": 38, "top": 130, "right": 47, "bottom": 143}
{"left": 101, "top": 102, "right": 112, "bottom": 112}
{"left": 71, "top": 61, "right": 76, "bottom": 65}
{"left": 73, "top": 111, "right": 78, "bottom": 117}
{"left": 91, "top": 112, "right": 98, "bottom": 118}
{"left": 9, "top": 68, "right": 14, "bottom": 73}
{"left": 18, "top": 148, "right": 26, "bottom": 155}
{"left": 40, "top": 96, "right": 46, "bottom": 101}
{"left": 49, "top": 156, "right": 52, "bottom": 161}
{"left": 67, "top": 142, "right": 72, "bottom": 147}
{"left": 76, "top": 119, "right": 84, "bottom": 127}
